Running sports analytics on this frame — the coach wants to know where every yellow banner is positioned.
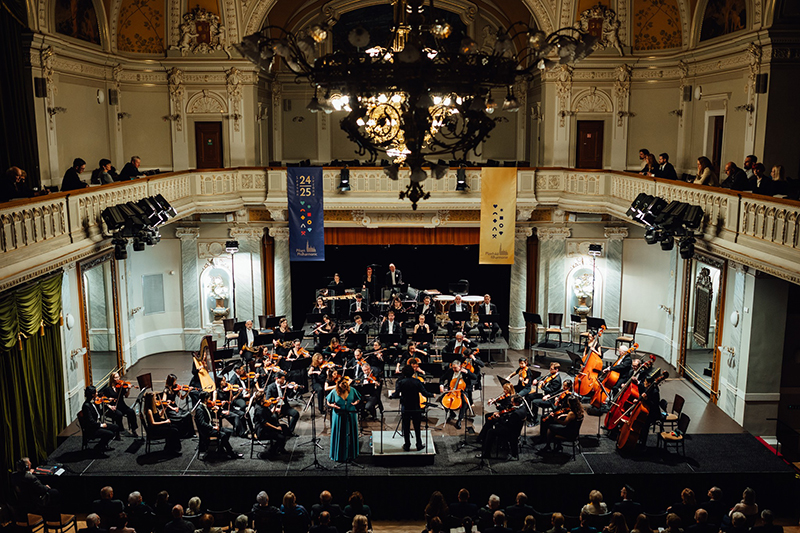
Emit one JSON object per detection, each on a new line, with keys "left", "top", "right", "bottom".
{"left": 479, "top": 167, "right": 517, "bottom": 264}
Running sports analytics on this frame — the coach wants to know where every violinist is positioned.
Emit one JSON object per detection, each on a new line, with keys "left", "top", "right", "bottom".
{"left": 538, "top": 379, "right": 574, "bottom": 439}
{"left": 389, "top": 364, "right": 434, "bottom": 451}
{"left": 355, "top": 361, "right": 383, "bottom": 419}
{"left": 265, "top": 373, "right": 300, "bottom": 436}
{"left": 194, "top": 391, "right": 242, "bottom": 459}
{"left": 285, "top": 339, "right": 310, "bottom": 394}
{"left": 476, "top": 395, "right": 525, "bottom": 462}
{"left": 308, "top": 353, "right": 331, "bottom": 414}
{"left": 439, "top": 360, "right": 474, "bottom": 430}
{"left": 162, "top": 374, "right": 196, "bottom": 438}
{"left": 365, "top": 340, "right": 386, "bottom": 368}
{"left": 237, "top": 319, "right": 257, "bottom": 361}
{"left": 142, "top": 391, "right": 181, "bottom": 455}
{"left": 324, "top": 337, "right": 350, "bottom": 366}
{"left": 214, "top": 376, "right": 246, "bottom": 437}
{"left": 390, "top": 296, "right": 407, "bottom": 315}
{"left": 252, "top": 392, "right": 290, "bottom": 457}
{"left": 477, "top": 383, "right": 517, "bottom": 446}
{"left": 529, "top": 362, "right": 563, "bottom": 425}
{"left": 100, "top": 372, "right": 139, "bottom": 438}
{"left": 539, "top": 394, "right": 584, "bottom": 454}
{"left": 507, "top": 358, "right": 534, "bottom": 396}
{"left": 82, "top": 386, "right": 120, "bottom": 454}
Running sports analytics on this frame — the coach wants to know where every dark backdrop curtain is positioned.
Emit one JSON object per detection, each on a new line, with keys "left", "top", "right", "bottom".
{"left": 0, "top": 274, "right": 65, "bottom": 495}
{"left": 0, "top": 0, "right": 41, "bottom": 187}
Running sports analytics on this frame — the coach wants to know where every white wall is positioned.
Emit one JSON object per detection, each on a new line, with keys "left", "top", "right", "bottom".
{"left": 60, "top": 268, "right": 87, "bottom": 420}
{"left": 121, "top": 87, "right": 172, "bottom": 170}
{"left": 55, "top": 76, "right": 113, "bottom": 177}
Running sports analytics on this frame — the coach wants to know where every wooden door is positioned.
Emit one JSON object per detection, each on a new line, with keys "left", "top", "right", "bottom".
{"left": 576, "top": 120, "right": 604, "bottom": 169}
{"left": 711, "top": 115, "right": 725, "bottom": 174}
{"left": 195, "top": 121, "right": 223, "bottom": 169}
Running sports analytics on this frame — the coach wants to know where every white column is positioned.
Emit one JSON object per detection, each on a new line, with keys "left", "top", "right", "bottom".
{"left": 168, "top": 68, "right": 189, "bottom": 171}
{"left": 229, "top": 227, "right": 265, "bottom": 321}
{"left": 603, "top": 226, "right": 628, "bottom": 331}
{"left": 271, "top": 81, "right": 283, "bottom": 163}
{"left": 175, "top": 227, "right": 203, "bottom": 349}
{"left": 536, "top": 226, "right": 571, "bottom": 339}
{"left": 508, "top": 226, "right": 533, "bottom": 350}
{"left": 552, "top": 65, "right": 573, "bottom": 166}
{"left": 269, "top": 226, "right": 293, "bottom": 326}
{"left": 611, "top": 65, "right": 632, "bottom": 170}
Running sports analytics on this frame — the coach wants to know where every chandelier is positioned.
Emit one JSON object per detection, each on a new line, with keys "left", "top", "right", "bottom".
{"left": 236, "top": 0, "right": 598, "bottom": 208}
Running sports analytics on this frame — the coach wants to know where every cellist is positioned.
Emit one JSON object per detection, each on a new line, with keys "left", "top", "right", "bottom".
{"left": 439, "top": 360, "right": 474, "bottom": 430}
{"left": 601, "top": 346, "right": 634, "bottom": 401}
{"left": 636, "top": 372, "right": 663, "bottom": 446}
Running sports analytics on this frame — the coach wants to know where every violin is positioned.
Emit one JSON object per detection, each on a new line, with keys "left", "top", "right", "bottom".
{"left": 488, "top": 405, "right": 518, "bottom": 421}
{"left": 542, "top": 406, "right": 571, "bottom": 425}
{"left": 488, "top": 392, "right": 510, "bottom": 406}
{"left": 173, "top": 384, "right": 200, "bottom": 392}
{"left": 113, "top": 381, "right": 138, "bottom": 390}
{"left": 94, "top": 396, "right": 113, "bottom": 404}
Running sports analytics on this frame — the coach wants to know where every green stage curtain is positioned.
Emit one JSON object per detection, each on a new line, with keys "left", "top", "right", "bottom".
{"left": 0, "top": 274, "right": 66, "bottom": 491}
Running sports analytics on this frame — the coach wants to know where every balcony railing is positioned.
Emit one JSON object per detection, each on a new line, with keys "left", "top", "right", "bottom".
{"left": 1, "top": 167, "right": 798, "bottom": 289}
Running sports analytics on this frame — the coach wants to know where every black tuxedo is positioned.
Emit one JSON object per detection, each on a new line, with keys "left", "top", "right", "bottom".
{"left": 237, "top": 325, "right": 257, "bottom": 356}
{"left": 530, "top": 372, "right": 563, "bottom": 420}
{"left": 385, "top": 269, "right": 403, "bottom": 288}
{"left": 193, "top": 403, "right": 235, "bottom": 457}
{"left": 265, "top": 382, "right": 299, "bottom": 432}
{"left": 379, "top": 319, "right": 401, "bottom": 336}
{"left": 477, "top": 302, "right": 500, "bottom": 341}
{"left": 446, "top": 302, "right": 469, "bottom": 336}
{"left": 504, "top": 504, "right": 534, "bottom": 531}
{"left": 390, "top": 376, "right": 434, "bottom": 448}
{"left": 99, "top": 384, "right": 138, "bottom": 433}
{"left": 81, "top": 400, "right": 119, "bottom": 451}
{"left": 655, "top": 162, "right": 678, "bottom": 181}
{"left": 349, "top": 299, "right": 368, "bottom": 315}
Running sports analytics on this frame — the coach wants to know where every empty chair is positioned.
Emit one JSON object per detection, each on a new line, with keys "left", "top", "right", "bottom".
{"left": 660, "top": 394, "right": 686, "bottom": 432}
{"left": 545, "top": 313, "right": 564, "bottom": 346}
{"left": 658, "top": 413, "right": 690, "bottom": 455}
{"left": 44, "top": 515, "right": 77, "bottom": 533}
{"left": 615, "top": 320, "right": 638, "bottom": 351}
{"left": 223, "top": 319, "right": 238, "bottom": 347}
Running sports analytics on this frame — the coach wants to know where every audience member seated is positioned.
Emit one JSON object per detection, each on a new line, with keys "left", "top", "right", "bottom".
{"left": 637, "top": 149, "right": 650, "bottom": 174}
{"left": 612, "top": 486, "right": 642, "bottom": 528}
{"left": 744, "top": 155, "right": 757, "bottom": 179}
{"left": 449, "top": 488, "right": 479, "bottom": 520}
{"left": 126, "top": 491, "right": 155, "bottom": 533}
{"left": 655, "top": 153, "right": 678, "bottom": 181}
{"left": 664, "top": 514, "right": 683, "bottom": 533}
{"left": 92, "top": 486, "right": 125, "bottom": 530}
{"left": 154, "top": 492, "right": 173, "bottom": 533}
{"left": 602, "top": 513, "right": 628, "bottom": 533}
{"left": 61, "top": 158, "right": 89, "bottom": 191}
{"left": 685, "top": 509, "right": 716, "bottom": 533}
{"left": 164, "top": 505, "right": 194, "bottom": 533}
{"left": 548, "top": 513, "right": 568, "bottom": 533}
{"left": 425, "top": 517, "right": 444, "bottom": 533}
{"left": 424, "top": 491, "right": 449, "bottom": 529}
{"left": 667, "top": 489, "right": 698, "bottom": 529}
{"left": 702, "top": 487, "right": 726, "bottom": 527}
{"left": 194, "top": 514, "right": 223, "bottom": 533}
{"left": 485, "top": 511, "right": 513, "bottom": 533}
{"left": 477, "top": 495, "right": 502, "bottom": 532}
{"left": 640, "top": 154, "right": 658, "bottom": 177}
{"left": 110, "top": 513, "right": 136, "bottom": 533}
{"left": 347, "top": 515, "right": 371, "bottom": 533}
{"left": 11, "top": 457, "right": 59, "bottom": 517}
{"left": 91, "top": 159, "right": 117, "bottom": 185}
{"left": 234, "top": 514, "right": 254, "bottom": 533}
{"left": 572, "top": 511, "right": 599, "bottom": 533}
{"left": 720, "top": 162, "right": 748, "bottom": 191}
{"left": 310, "top": 491, "right": 342, "bottom": 524}
{"left": 309, "top": 512, "right": 337, "bottom": 533}
{"left": 722, "top": 513, "right": 748, "bottom": 533}
{"left": 694, "top": 157, "right": 719, "bottom": 187}
{"left": 251, "top": 492, "right": 281, "bottom": 533}
{"left": 462, "top": 517, "right": 477, "bottom": 533}
{"left": 770, "top": 166, "right": 788, "bottom": 196}
{"left": 630, "top": 515, "right": 653, "bottom": 533}
{"left": 748, "top": 163, "right": 773, "bottom": 196}
{"left": 343, "top": 492, "right": 372, "bottom": 528}
{"left": 581, "top": 490, "right": 608, "bottom": 515}
{"left": 1, "top": 167, "right": 34, "bottom": 202}
{"left": 504, "top": 493, "right": 534, "bottom": 532}
{"left": 519, "top": 515, "right": 537, "bottom": 533}
{"left": 751, "top": 510, "right": 782, "bottom": 533}
{"left": 729, "top": 488, "right": 758, "bottom": 526}
{"left": 119, "top": 156, "right": 145, "bottom": 180}
{"left": 280, "top": 492, "right": 311, "bottom": 533}
{"left": 79, "top": 514, "right": 107, "bottom": 533}
{"left": 186, "top": 497, "right": 204, "bottom": 518}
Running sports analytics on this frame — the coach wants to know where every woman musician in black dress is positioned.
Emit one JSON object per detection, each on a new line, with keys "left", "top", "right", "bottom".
{"left": 143, "top": 391, "right": 181, "bottom": 455}
{"left": 162, "top": 374, "right": 196, "bottom": 438}
{"left": 362, "top": 266, "right": 379, "bottom": 304}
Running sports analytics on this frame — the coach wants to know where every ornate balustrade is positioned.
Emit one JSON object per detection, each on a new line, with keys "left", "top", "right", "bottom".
{"left": 1, "top": 166, "right": 799, "bottom": 290}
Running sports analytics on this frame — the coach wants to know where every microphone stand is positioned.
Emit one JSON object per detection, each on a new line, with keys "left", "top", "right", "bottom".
{"left": 301, "top": 389, "right": 327, "bottom": 471}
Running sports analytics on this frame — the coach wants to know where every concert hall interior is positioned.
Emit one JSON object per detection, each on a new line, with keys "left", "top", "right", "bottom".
{"left": 3, "top": 0, "right": 800, "bottom": 528}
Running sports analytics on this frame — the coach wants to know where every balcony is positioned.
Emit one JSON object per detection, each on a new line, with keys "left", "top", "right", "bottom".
{"left": 1, "top": 167, "right": 798, "bottom": 289}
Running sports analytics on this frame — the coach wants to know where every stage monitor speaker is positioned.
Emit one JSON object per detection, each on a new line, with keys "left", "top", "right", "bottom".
{"left": 108, "top": 89, "right": 119, "bottom": 105}
{"left": 682, "top": 85, "right": 693, "bottom": 102}
{"left": 34, "top": 77, "right": 47, "bottom": 98}
{"left": 755, "top": 73, "right": 768, "bottom": 94}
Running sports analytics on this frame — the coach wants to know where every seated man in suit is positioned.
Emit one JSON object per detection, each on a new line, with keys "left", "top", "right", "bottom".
{"left": 449, "top": 488, "right": 479, "bottom": 520}
{"left": 349, "top": 293, "right": 368, "bottom": 315}
{"left": 477, "top": 294, "right": 500, "bottom": 342}
{"left": 118, "top": 156, "right": 145, "bottom": 180}
{"left": 11, "top": 457, "right": 60, "bottom": 516}
{"left": 748, "top": 163, "right": 774, "bottom": 195}
{"left": 194, "top": 391, "right": 242, "bottom": 460}
{"left": 655, "top": 153, "right": 679, "bottom": 181}
{"left": 445, "top": 295, "right": 470, "bottom": 338}
{"left": 611, "top": 485, "right": 642, "bottom": 528}
{"left": 720, "top": 162, "right": 748, "bottom": 191}
{"left": 91, "top": 487, "right": 125, "bottom": 530}
{"left": 82, "top": 387, "right": 120, "bottom": 455}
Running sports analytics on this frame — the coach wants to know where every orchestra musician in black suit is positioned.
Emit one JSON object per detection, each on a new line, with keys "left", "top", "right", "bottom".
{"left": 194, "top": 391, "right": 241, "bottom": 459}
{"left": 445, "top": 295, "right": 469, "bottom": 337}
{"left": 99, "top": 372, "right": 139, "bottom": 438}
{"left": 342, "top": 314, "right": 369, "bottom": 348}
{"left": 379, "top": 310, "right": 404, "bottom": 363}
{"left": 328, "top": 273, "right": 346, "bottom": 319}
{"left": 82, "top": 386, "right": 120, "bottom": 455}
{"left": 237, "top": 319, "right": 258, "bottom": 362}
{"left": 349, "top": 293, "right": 368, "bottom": 315}
{"left": 439, "top": 360, "right": 475, "bottom": 430}
{"left": 252, "top": 392, "right": 290, "bottom": 457}
{"left": 477, "top": 294, "right": 500, "bottom": 342}
{"left": 529, "top": 362, "right": 563, "bottom": 424}
{"left": 385, "top": 263, "right": 403, "bottom": 293}
{"left": 415, "top": 295, "right": 438, "bottom": 335}
{"left": 265, "top": 373, "right": 300, "bottom": 435}
{"left": 390, "top": 364, "right": 435, "bottom": 451}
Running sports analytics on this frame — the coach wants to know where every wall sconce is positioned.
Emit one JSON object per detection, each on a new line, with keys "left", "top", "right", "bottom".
{"left": 131, "top": 306, "right": 143, "bottom": 315}
{"left": 734, "top": 104, "right": 755, "bottom": 113}
{"left": 162, "top": 114, "right": 180, "bottom": 122}
{"left": 667, "top": 109, "right": 683, "bottom": 117}
{"left": 70, "top": 347, "right": 87, "bottom": 359}
{"left": 530, "top": 103, "right": 543, "bottom": 121}
{"left": 559, "top": 110, "right": 576, "bottom": 118}
{"left": 47, "top": 106, "right": 67, "bottom": 117}
{"left": 659, "top": 304, "right": 672, "bottom": 315}
{"left": 228, "top": 113, "right": 241, "bottom": 121}
{"left": 617, "top": 110, "right": 636, "bottom": 119}
{"left": 117, "top": 112, "right": 131, "bottom": 120}
{"left": 292, "top": 116, "right": 305, "bottom": 123}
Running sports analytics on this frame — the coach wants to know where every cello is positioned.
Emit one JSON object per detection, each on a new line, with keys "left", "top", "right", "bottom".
{"left": 604, "top": 354, "right": 655, "bottom": 431}
{"left": 589, "top": 342, "right": 639, "bottom": 408}
{"left": 575, "top": 325, "right": 605, "bottom": 396}
{"left": 616, "top": 371, "right": 668, "bottom": 451}
{"left": 441, "top": 365, "right": 467, "bottom": 412}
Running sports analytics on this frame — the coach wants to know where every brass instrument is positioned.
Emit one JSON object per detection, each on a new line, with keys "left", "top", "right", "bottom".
{"left": 321, "top": 294, "right": 357, "bottom": 300}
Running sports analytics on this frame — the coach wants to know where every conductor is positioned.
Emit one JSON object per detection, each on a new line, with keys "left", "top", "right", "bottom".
{"left": 390, "top": 365, "right": 434, "bottom": 451}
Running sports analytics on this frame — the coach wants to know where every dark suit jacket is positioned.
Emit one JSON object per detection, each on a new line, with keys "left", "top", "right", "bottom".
{"left": 504, "top": 504, "right": 535, "bottom": 531}
{"left": 444, "top": 339, "right": 475, "bottom": 354}
{"left": 251, "top": 504, "right": 282, "bottom": 533}
{"left": 119, "top": 162, "right": 144, "bottom": 180}
{"left": 61, "top": 168, "right": 88, "bottom": 191}
{"left": 349, "top": 300, "right": 367, "bottom": 314}
{"left": 379, "top": 320, "right": 401, "bottom": 335}
{"left": 193, "top": 404, "right": 216, "bottom": 437}
{"left": 164, "top": 520, "right": 195, "bottom": 533}
{"left": 385, "top": 269, "right": 403, "bottom": 287}
{"left": 720, "top": 168, "right": 748, "bottom": 191}
{"left": 478, "top": 303, "right": 498, "bottom": 316}
{"left": 237, "top": 326, "right": 256, "bottom": 352}
{"left": 92, "top": 499, "right": 125, "bottom": 529}
{"left": 484, "top": 526, "right": 514, "bottom": 533}
{"left": 608, "top": 354, "right": 633, "bottom": 383}
{"left": 748, "top": 176, "right": 774, "bottom": 195}
{"left": 310, "top": 503, "right": 342, "bottom": 521}
{"left": 655, "top": 162, "right": 678, "bottom": 181}
{"left": 82, "top": 401, "right": 104, "bottom": 434}
{"left": 390, "top": 377, "right": 433, "bottom": 411}
{"left": 612, "top": 500, "right": 642, "bottom": 526}
{"left": 448, "top": 502, "right": 479, "bottom": 519}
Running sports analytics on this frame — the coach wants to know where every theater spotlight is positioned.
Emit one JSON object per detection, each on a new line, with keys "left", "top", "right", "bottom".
{"left": 660, "top": 231, "right": 675, "bottom": 251}
{"left": 101, "top": 206, "right": 126, "bottom": 231}
{"left": 338, "top": 167, "right": 351, "bottom": 192}
{"left": 679, "top": 235, "right": 696, "bottom": 259}
{"left": 112, "top": 235, "right": 128, "bottom": 260}
{"left": 455, "top": 166, "right": 469, "bottom": 192}
{"left": 644, "top": 227, "right": 658, "bottom": 245}
{"left": 226, "top": 240, "right": 240, "bottom": 253}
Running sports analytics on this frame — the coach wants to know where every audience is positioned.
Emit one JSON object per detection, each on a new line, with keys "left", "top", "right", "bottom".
{"left": 281, "top": 491, "right": 311, "bottom": 533}
{"left": 505, "top": 492, "right": 534, "bottom": 531}
{"left": 110, "top": 513, "right": 136, "bottom": 533}
{"left": 234, "top": 514, "right": 254, "bottom": 533}
{"left": 311, "top": 491, "right": 342, "bottom": 523}
{"left": 694, "top": 157, "right": 719, "bottom": 187}
{"left": 667, "top": 488, "right": 698, "bottom": 528}
{"left": 751, "top": 510, "right": 782, "bottom": 533}
{"left": 612, "top": 486, "right": 642, "bottom": 528}
{"left": 630, "top": 514, "right": 653, "bottom": 533}
{"left": 126, "top": 491, "right": 155, "bottom": 533}
{"left": 485, "top": 510, "right": 513, "bottom": 533}
{"left": 572, "top": 511, "right": 599, "bottom": 533}
{"left": 603, "top": 513, "right": 628, "bottom": 533}
{"left": 79, "top": 514, "right": 106, "bottom": 533}
{"left": 686, "top": 509, "right": 716, "bottom": 533}
{"left": 548, "top": 513, "right": 568, "bottom": 533}
{"left": 478, "top": 495, "right": 502, "bottom": 532}
{"left": 744, "top": 155, "right": 757, "bottom": 180}
{"left": 520, "top": 516, "right": 537, "bottom": 533}
{"left": 703, "top": 487, "right": 726, "bottom": 527}
{"left": 187, "top": 497, "right": 203, "bottom": 517}
{"left": 348, "top": 515, "right": 370, "bottom": 533}
{"left": 748, "top": 163, "right": 773, "bottom": 195}
{"left": 309, "top": 512, "right": 337, "bottom": 533}
{"left": 720, "top": 162, "right": 748, "bottom": 191}
{"left": 154, "top": 492, "right": 173, "bottom": 533}
{"left": 723, "top": 512, "right": 749, "bottom": 533}
{"left": 640, "top": 154, "right": 658, "bottom": 177}
{"left": 423, "top": 491, "right": 449, "bottom": 528}
{"left": 195, "top": 513, "right": 222, "bottom": 533}
{"left": 61, "top": 158, "right": 89, "bottom": 191}
{"left": 638, "top": 149, "right": 651, "bottom": 174}
{"left": 164, "top": 505, "right": 194, "bottom": 533}
{"left": 1, "top": 166, "right": 35, "bottom": 202}
{"left": 450, "top": 488, "right": 479, "bottom": 520}
{"left": 119, "top": 156, "right": 145, "bottom": 180}
{"left": 251, "top": 491, "right": 281, "bottom": 533}
{"left": 665, "top": 513, "right": 684, "bottom": 533}
{"left": 92, "top": 486, "right": 125, "bottom": 530}
{"left": 656, "top": 153, "right": 678, "bottom": 180}
{"left": 730, "top": 488, "right": 758, "bottom": 526}
{"left": 581, "top": 490, "right": 608, "bottom": 515}
{"left": 343, "top": 492, "right": 372, "bottom": 527}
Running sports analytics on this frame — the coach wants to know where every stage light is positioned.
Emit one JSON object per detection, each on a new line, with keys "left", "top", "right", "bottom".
{"left": 679, "top": 235, "right": 696, "bottom": 259}
{"left": 101, "top": 206, "right": 126, "bottom": 231}
{"left": 588, "top": 243, "right": 602, "bottom": 257}
{"left": 153, "top": 194, "right": 177, "bottom": 218}
{"left": 455, "top": 166, "right": 469, "bottom": 192}
{"left": 640, "top": 197, "right": 668, "bottom": 226}
{"left": 132, "top": 238, "right": 145, "bottom": 252}
{"left": 644, "top": 227, "right": 658, "bottom": 245}
{"left": 337, "top": 167, "right": 351, "bottom": 192}
{"left": 660, "top": 234, "right": 675, "bottom": 251}
{"left": 226, "top": 240, "right": 240, "bottom": 253}
{"left": 683, "top": 205, "right": 704, "bottom": 229}
{"left": 112, "top": 235, "right": 128, "bottom": 260}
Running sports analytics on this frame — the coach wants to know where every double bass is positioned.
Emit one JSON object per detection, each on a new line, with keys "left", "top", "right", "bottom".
{"left": 589, "top": 342, "right": 639, "bottom": 408}
{"left": 575, "top": 325, "right": 605, "bottom": 396}
{"left": 604, "top": 354, "right": 655, "bottom": 431}
{"left": 616, "top": 371, "right": 668, "bottom": 451}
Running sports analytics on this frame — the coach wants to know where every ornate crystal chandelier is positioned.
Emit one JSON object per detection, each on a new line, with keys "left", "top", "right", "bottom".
{"left": 236, "top": 0, "right": 597, "bottom": 208}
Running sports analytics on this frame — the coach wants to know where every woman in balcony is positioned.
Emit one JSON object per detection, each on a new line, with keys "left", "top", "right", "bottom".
{"left": 694, "top": 157, "right": 719, "bottom": 187}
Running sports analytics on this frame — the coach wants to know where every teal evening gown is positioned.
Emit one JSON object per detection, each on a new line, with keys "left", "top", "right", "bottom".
{"left": 327, "top": 388, "right": 361, "bottom": 462}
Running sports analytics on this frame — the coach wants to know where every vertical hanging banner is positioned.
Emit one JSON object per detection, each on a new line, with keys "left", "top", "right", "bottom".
{"left": 479, "top": 167, "right": 517, "bottom": 264}
{"left": 288, "top": 167, "right": 325, "bottom": 261}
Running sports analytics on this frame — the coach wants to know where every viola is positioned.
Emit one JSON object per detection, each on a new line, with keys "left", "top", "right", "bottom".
{"left": 575, "top": 325, "right": 605, "bottom": 396}
{"left": 616, "top": 371, "right": 668, "bottom": 451}
{"left": 605, "top": 354, "right": 655, "bottom": 431}
{"left": 488, "top": 405, "right": 518, "bottom": 421}
{"left": 94, "top": 396, "right": 112, "bottom": 404}
{"left": 113, "top": 381, "right": 138, "bottom": 389}
{"left": 173, "top": 384, "right": 200, "bottom": 392}
{"left": 542, "top": 406, "right": 571, "bottom": 425}
{"left": 488, "top": 392, "right": 510, "bottom": 406}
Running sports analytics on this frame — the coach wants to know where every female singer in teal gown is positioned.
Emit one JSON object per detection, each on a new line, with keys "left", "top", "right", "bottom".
{"left": 326, "top": 376, "right": 361, "bottom": 462}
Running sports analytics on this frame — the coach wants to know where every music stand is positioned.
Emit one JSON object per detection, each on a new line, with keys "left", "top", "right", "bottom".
{"left": 283, "top": 331, "right": 305, "bottom": 343}
{"left": 258, "top": 315, "right": 269, "bottom": 331}
{"left": 379, "top": 333, "right": 402, "bottom": 346}
{"left": 586, "top": 317, "right": 607, "bottom": 346}
{"left": 389, "top": 312, "right": 408, "bottom": 324}
{"left": 265, "top": 315, "right": 285, "bottom": 328}
{"left": 306, "top": 313, "right": 326, "bottom": 325}
{"left": 566, "top": 350, "right": 585, "bottom": 376}
{"left": 350, "top": 311, "right": 373, "bottom": 322}
{"left": 136, "top": 373, "right": 153, "bottom": 391}
{"left": 411, "top": 332, "right": 433, "bottom": 345}
{"left": 233, "top": 320, "right": 247, "bottom": 332}
{"left": 522, "top": 312, "right": 542, "bottom": 349}
{"left": 319, "top": 333, "right": 336, "bottom": 348}
{"left": 449, "top": 311, "right": 470, "bottom": 324}
{"left": 253, "top": 334, "right": 273, "bottom": 347}
{"left": 213, "top": 347, "right": 236, "bottom": 362}
{"left": 418, "top": 364, "right": 445, "bottom": 379}
{"left": 441, "top": 352, "right": 466, "bottom": 365}
{"left": 346, "top": 333, "right": 367, "bottom": 348}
